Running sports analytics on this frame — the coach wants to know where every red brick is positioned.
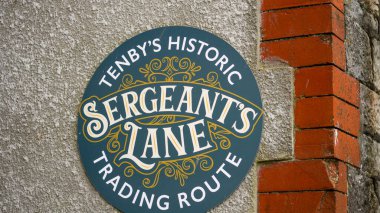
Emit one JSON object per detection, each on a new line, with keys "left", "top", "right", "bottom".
{"left": 262, "top": 5, "right": 344, "bottom": 40}
{"left": 259, "top": 191, "right": 347, "bottom": 213}
{"left": 295, "top": 66, "right": 360, "bottom": 107}
{"left": 295, "top": 96, "right": 360, "bottom": 136}
{"left": 261, "top": 0, "right": 344, "bottom": 12}
{"left": 261, "top": 35, "right": 345, "bottom": 70}
{"left": 295, "top": 129, "right": 360, "bottom": 167}
{"left": 258, "top": 160, "right": 347, "bottom": 193}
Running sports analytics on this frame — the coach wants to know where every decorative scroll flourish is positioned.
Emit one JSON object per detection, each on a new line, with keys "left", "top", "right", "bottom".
{"left": 119, "top": 74, "right": 145, "bottom": 90}
{"left": 208, "top": 122, "right": 233, "bottom": 150}
{"left": 119, "top": 56, "right": 222, "bottom": 90}
{"left": 141, "top": 155, "right": 213, "bottom": 188}
{"left": 193, "top": 71, "right": 222, "bottom": 88}
{"left": 106, "top": 126, "right": 123, "bottom": 154}
{"left": 139, "top": 56, "right": 201, "bottom": 82}
{"left": 135, "top": 115, "right": 195, "bottom": 126}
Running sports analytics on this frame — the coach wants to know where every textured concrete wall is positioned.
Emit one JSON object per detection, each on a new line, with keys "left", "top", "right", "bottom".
{"left": 0, "top": 0, "right": 294, "bottom": 212}
{"left": 345, "top": 0, "right": 380, "bottom": 212}
{"left": 255, "top": 62, "right": 294, "bottom": 162}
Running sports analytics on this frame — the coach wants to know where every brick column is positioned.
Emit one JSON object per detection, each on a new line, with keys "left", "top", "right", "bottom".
{"left": 259, "top": 0, "right": 361, "bottom": 212}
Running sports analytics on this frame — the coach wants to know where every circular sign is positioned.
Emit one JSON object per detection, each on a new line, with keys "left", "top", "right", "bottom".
{"left": 77, "top": 26, "right": 263, "bottom": 213}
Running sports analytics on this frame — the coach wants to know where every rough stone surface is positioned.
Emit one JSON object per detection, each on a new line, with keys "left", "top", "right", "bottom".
{"left": 348, "top": 134, "right": 380, "bottom": 213}
{"left": 375, "top": 180, "right": 380, "bottom": 207}
{"left": 0, "top": 0, "right": 294, "bottom": 212}
{"left": 361, "top": 0, "right": 380, "bottom": 15}
{"left": 346, "top": 0, "right": 380, "bottom": 92}
{"left": 255, "top": 63, "right": 294, "bottom": 161}
{"left": 346, "top": 1, "right": 380, "bottom": 212}
{"left": 356, "top": 134, "right": 380, "bottom": 213}
{"left": 348, "top": 165, "right": 380, "bottom": 213}
{"left": 373, "top": 38, "right": 380, "bottom": 94}
{"left": 361, "top": 84, "right": 380, "bottom": 141}
{"left": 346, "top": 0, "right": 374, "bottom": 86}
{"left": 358, "top": 134, "right": 380, "bottom": 178}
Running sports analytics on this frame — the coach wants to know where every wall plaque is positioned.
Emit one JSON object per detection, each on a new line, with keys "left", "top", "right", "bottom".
{"left": 77, "top": 26, "right": 263, "bottom": 213}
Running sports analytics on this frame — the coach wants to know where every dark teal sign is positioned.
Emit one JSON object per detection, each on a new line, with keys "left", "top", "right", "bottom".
{"left": 77, "top": 26, "right": 263, "bottom": 213}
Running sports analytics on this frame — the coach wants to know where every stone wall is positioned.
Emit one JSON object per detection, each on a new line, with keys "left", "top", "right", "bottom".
{"left": 345, "top": 0, "right": 380, "bottom": 212}
{"left": 0, "top": 0, "right": 294, "bottom": 212}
